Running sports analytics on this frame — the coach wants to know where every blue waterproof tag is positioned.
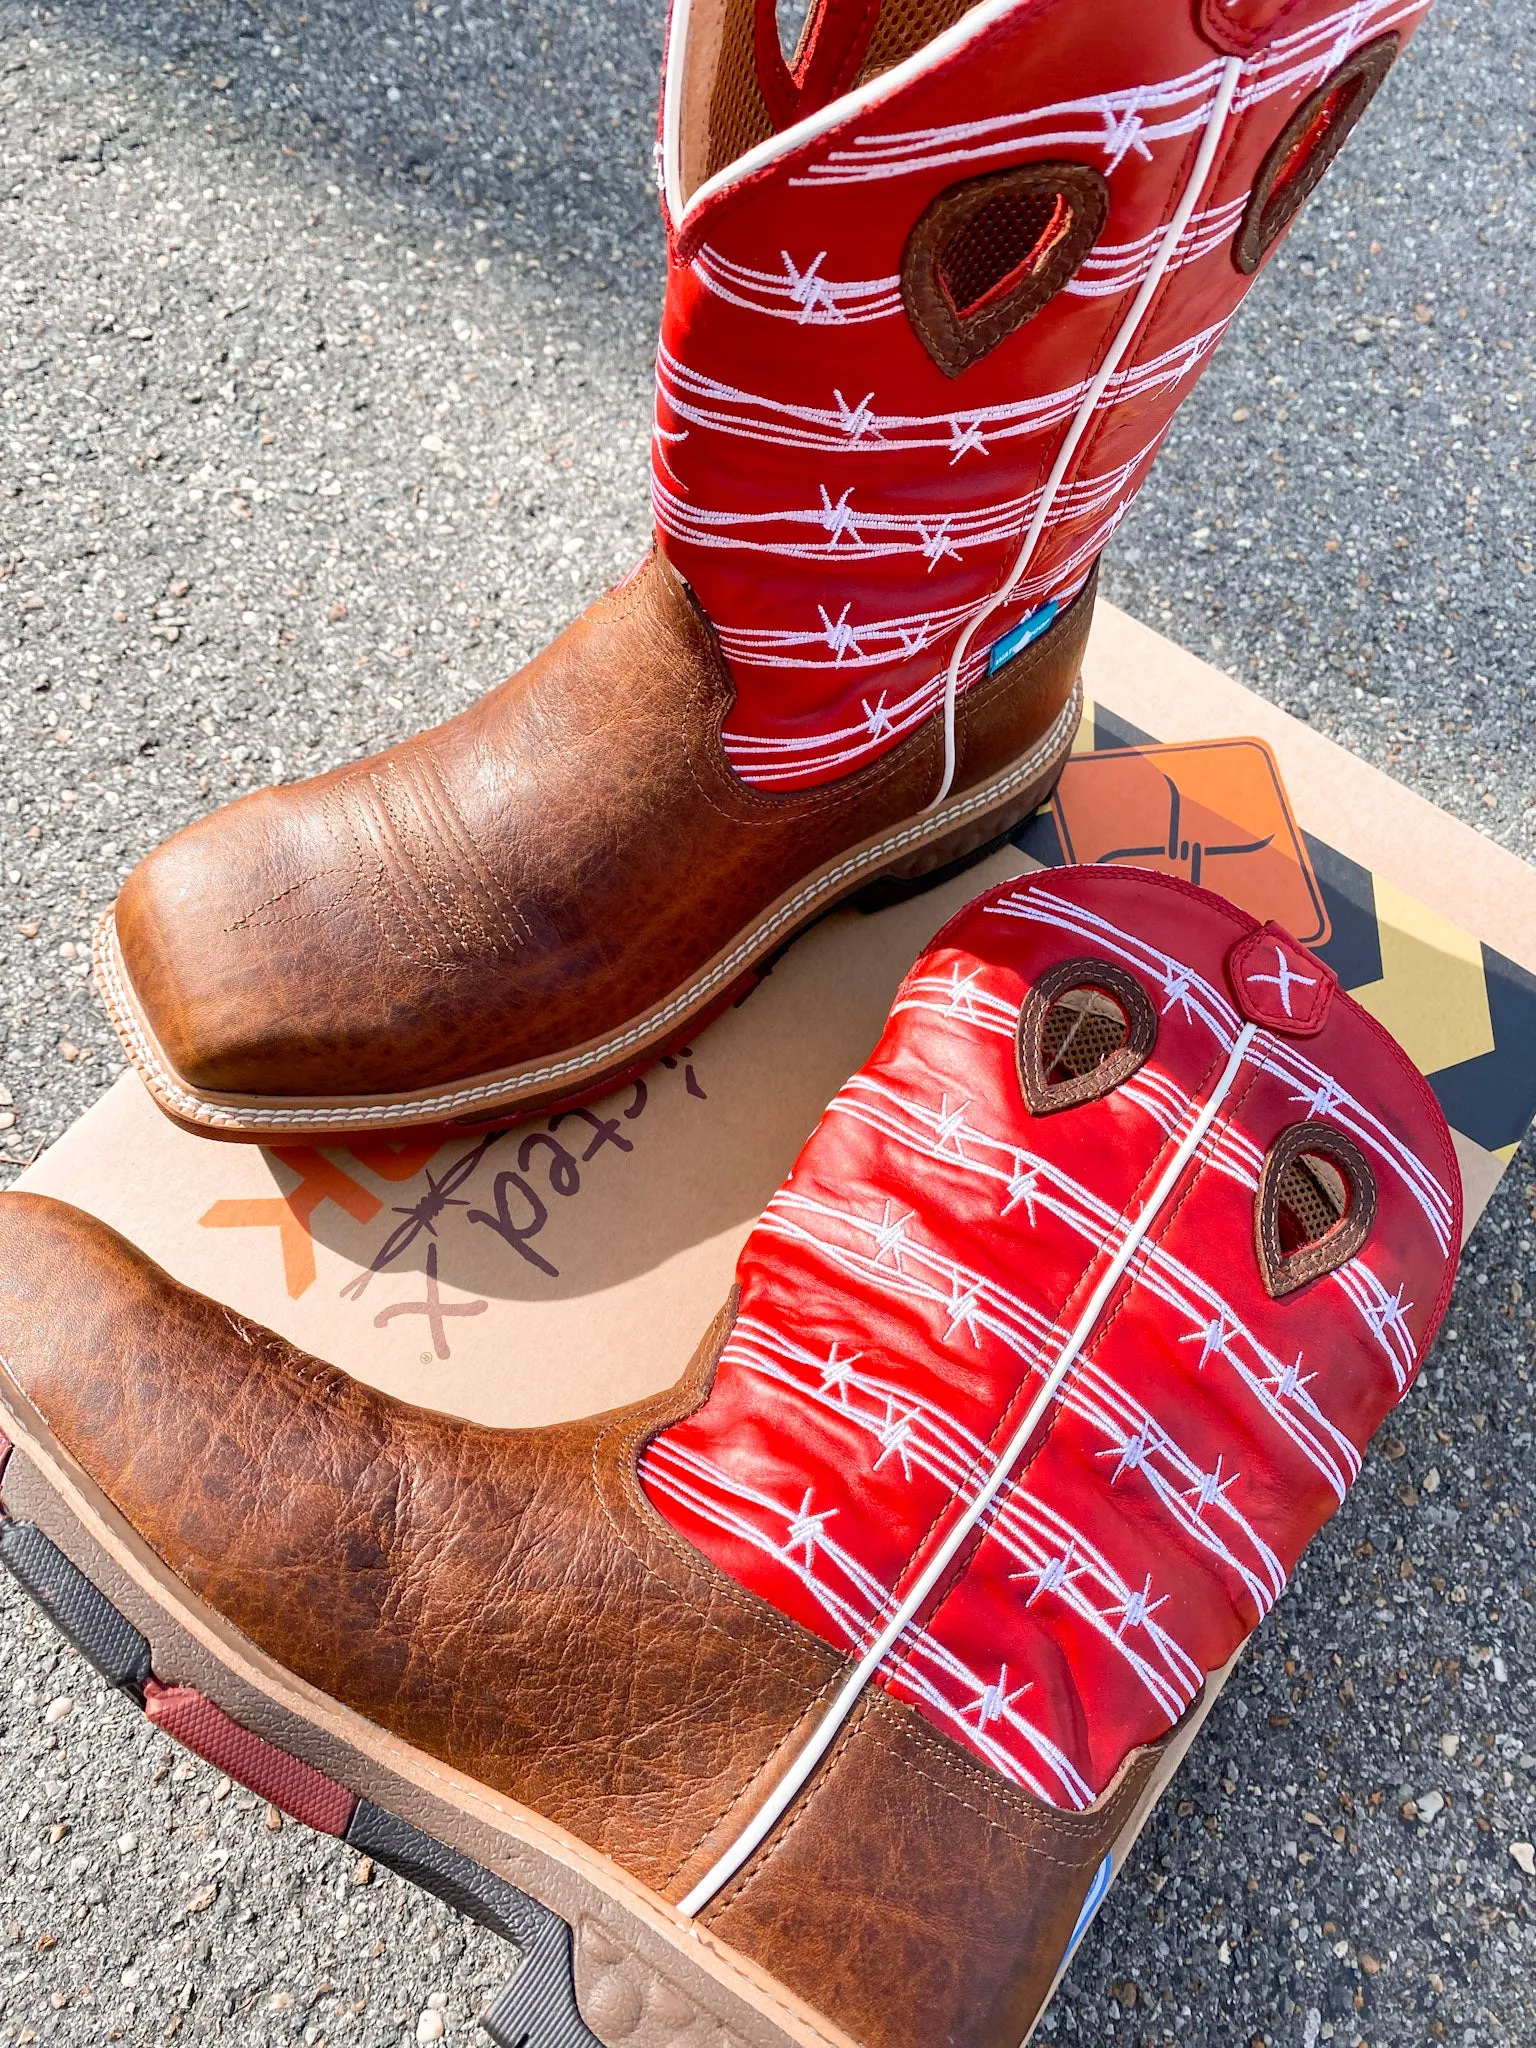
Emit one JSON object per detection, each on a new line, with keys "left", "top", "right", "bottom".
{"left": 986, "top": 599, "right": 1059, "bottom": 675}
{"left": 1062, "top": 1851, "right": 1114, "bottom": 1966}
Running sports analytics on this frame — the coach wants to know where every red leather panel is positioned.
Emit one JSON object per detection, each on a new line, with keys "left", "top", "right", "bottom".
{"left": 654, "top": 0, "right": 1428, "bottom": 787}
{"left": 642, "top": 868, "right": 1459, "bottom": 1804}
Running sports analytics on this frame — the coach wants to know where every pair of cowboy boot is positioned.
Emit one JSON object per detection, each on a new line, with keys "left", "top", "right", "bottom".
{"left": 2, "top": 2, "right": 1450, "bottom": 2045}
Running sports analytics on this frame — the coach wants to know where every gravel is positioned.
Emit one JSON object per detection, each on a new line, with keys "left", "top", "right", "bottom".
{"left": 0, "top": 2, "right": 1531, "bottom": 2044}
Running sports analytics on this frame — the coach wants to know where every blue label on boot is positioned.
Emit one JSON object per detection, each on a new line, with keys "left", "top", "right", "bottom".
{"left": 987, "top": 600, "right": 1059, "bottom": 675}
{"left": 1063, "top": 1851, "right": 1113, "bottom": 1966}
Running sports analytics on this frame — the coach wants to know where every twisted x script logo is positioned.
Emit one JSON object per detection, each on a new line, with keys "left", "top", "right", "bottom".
{"left": 200, "top": 1051, "right": 707, "bottom": 1359}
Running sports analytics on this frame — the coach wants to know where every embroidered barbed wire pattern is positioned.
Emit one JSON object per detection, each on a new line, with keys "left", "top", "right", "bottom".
{"left": 787, "top": 0, "right": 1424, "bottom": 189}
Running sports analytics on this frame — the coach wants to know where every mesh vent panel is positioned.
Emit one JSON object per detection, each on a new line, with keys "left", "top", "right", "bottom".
{"left": 855, "top": 0, "right": 988, "bottom": 84}
{"left": 937, "top": 189, "right": 1071, "bottom": 318}
{"left": 701, "top": 0, "right": 777, "bottom": 185}
{"left": 1233, "top": 35, "right": 1398, "bottom": 274}
{"left": 1040, "top": 988, "right": 1130, "bottom": 1083}
{"left": 1275, "top": 1153, "right": 1348, "bottom": 1253}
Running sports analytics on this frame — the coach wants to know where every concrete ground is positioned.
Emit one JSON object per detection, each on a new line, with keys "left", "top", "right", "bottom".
{"left": 0, "top": 1, "right": 1531, "bottom": 2043}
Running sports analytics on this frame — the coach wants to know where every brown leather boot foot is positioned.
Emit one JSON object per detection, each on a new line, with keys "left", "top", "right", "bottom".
{"left": 97, "top": 552, "right": 1088, "bottom": 1140}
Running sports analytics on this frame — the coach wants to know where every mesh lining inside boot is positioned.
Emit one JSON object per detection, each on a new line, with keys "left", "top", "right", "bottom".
{"left": 937, "top": 188, "right": 1073, "bottom": 317}
{"left": 689, "top": 0, "right": 993, "bottom": 194}
{"left": 1274, "top": 1153, "right": 1348, "bottom": 1253}
{"left": 1039, "top": 988, "right": 1130, "bottom": 1084}
{"left": 855, "top": 0, "right": 990, "bottom": 86}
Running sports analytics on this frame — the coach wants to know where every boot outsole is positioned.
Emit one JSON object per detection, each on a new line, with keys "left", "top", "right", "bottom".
{"left": 0, "top": 1495, "right": 601, "bottom": 2048}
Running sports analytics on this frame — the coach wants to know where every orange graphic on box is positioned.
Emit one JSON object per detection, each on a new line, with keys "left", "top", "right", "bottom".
{"left": 1050, "top": 737, "right": 1330, "bottom": 947}
{"left": 198, "top": 1133, "right": 455, "bottom": 1299}
{"left": 201, "top": 1148, "right": 384, "bottom": 1299}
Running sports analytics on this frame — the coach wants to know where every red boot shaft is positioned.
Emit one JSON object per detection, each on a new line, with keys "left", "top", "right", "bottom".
{"left": 656, "top": 0, "right": 1421, "bottom": 789}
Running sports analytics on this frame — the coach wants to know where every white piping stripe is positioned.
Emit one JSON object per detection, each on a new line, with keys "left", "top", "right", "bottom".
{"left": 926, "top": 54, "right": 1245, "bottom": 810}
{"left": 675, "top": 1019, "right": 1258, "bottom": 1918}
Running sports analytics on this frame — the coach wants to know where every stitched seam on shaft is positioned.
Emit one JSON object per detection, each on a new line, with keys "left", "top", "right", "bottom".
{"left": 691, "top": 571, "right": 1090, "bottom": 824}
{"left": 926, "top": 54, "right": 1244, "bottom": 810}
{"left": 918, "top": 1061, "right": 1267, "bottom": 1670}
{"left": 703, "top": 1700, "right": 876, "bottom": 1920}
{"left": 675, "top": 1018, "right": 1260, "bottom": 1918}
{"left": 594, "top": 1404, "right": 849, "bottom": 1663}
{"left": 99, "top": 686, "right": 1079, "bottom": 1129}
{"left": 660, "top": 1689, "right": 842, "bottom": 1892}
{"left": 871, "top": 1024, "right": 1228, "bottom": 1633}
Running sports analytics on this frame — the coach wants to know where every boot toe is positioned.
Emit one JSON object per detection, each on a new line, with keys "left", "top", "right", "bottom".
{"left": 109, "top": 780, "right": 403, "bottom": 1100}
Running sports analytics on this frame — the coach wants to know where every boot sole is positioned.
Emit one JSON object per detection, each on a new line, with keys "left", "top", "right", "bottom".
{"left": 0, "top": 1371, "right": 1234, "bottom": 2048}
{"left": 92, "top": 685, "right": 1081, "bottom": 1143}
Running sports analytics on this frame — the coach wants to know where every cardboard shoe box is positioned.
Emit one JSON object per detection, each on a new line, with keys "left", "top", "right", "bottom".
{"left": 20, "top": 602, "right": 1534, "bottom": 1425}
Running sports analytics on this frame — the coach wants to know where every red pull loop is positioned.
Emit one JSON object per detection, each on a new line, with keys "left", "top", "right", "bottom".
{"left": 753, "top": 0, "right": 801, "bottom": 129}
{"left": 755, "top": 0, "right": 885, "bottom": 131}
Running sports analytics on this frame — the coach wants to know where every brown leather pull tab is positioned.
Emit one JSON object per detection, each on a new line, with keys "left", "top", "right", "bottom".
{"left": 902, "top": 163, "right": 1109, "bottom": 378}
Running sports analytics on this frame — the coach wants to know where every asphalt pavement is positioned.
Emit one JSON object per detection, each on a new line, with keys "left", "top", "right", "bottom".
{"left": 0, "top": 1, "right": 1532, "bottom": 2044}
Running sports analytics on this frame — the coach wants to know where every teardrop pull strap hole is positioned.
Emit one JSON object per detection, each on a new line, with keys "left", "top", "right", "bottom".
{"left": 1017, "top": 957, "right": 1157, "bottom": 1115}
{"left": 1255, "top": 1121, "right": 1377, "bottom": 1296}
{"left": 1233, "top": 35, "right": 1399, "bottom": 275}
{"left": 903, "top": 163, "right": 1110, "bottom": 378}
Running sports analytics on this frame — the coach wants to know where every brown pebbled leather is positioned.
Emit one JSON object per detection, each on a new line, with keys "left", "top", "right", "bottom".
{"left": 111, "top": 550, "right": 1092, "bottom": 1104}
{"left": 703, "top": 1695, "right": 1168, "bottom": 2048}
{"left": 0, "top": 1191, "right": 848, "bottom": 1893}
{"left": 0, "top": 1190, "right": 1156, "bottom": 2048}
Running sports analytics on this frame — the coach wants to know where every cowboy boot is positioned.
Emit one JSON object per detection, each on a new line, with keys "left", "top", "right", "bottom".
{"left": 94, "top": 0, "right": 1423, "bottom": 1141}
{"left": 6, "top": 866, "right": 1458, "bottom": 2048}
